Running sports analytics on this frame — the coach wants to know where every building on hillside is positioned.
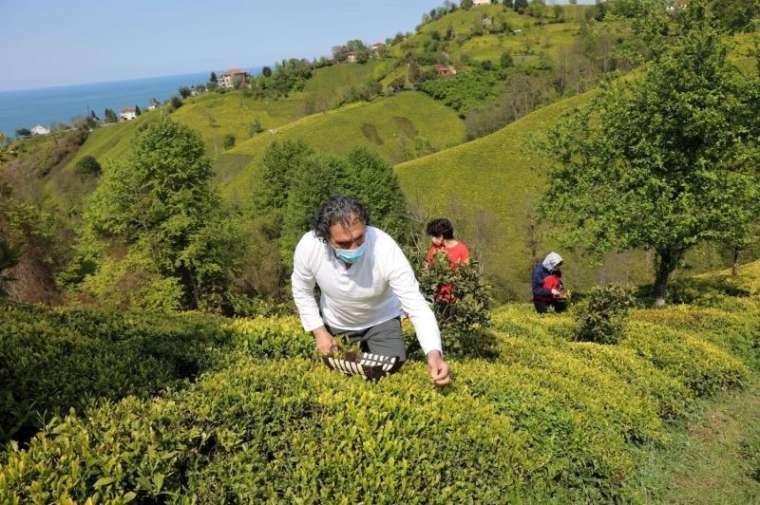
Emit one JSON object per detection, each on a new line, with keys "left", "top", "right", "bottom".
{"left": 220, "top": 68, "right": 248, "bottom": 89}
{"left": 371, "top": 43, "right": 386, "bottom": 59}
{"left": 473, "top": 0, "right": 492, "bottom": 5}
{"left": 434, "top": 64, "right": 457, "bottom": 77}
{"left": 345, "top": 51, "right": 358, "bottom": 63}
{"left": 31, "top": 125, "right": 51, "bottom": 136}
{"left": 119, "top": 107, "right": 137, "bottom": 121}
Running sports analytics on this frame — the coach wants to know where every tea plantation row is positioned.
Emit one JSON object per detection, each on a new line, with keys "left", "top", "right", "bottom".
{"left": 1, "top": 264, "right": 759, "bottom": 503}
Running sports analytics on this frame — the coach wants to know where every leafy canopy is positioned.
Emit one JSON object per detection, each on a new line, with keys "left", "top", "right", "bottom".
{"left": 539, "top": 1, "right": 760, "bottom": 302}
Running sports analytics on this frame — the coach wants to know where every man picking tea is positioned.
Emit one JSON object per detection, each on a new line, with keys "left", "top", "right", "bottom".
{"left": 291, "top": 196, "right": 450, "bottom": 386}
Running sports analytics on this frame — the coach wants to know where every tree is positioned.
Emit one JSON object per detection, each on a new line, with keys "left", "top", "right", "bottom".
{"left": 255, "top": 140, "right": 315, "bottom": 213}
{"left": 262, "top": 66, "right": 272, "bottom": 77}
{"left": 84, "top": 117, "right": 242, "bottom": 310}
{"left": 500, "top": 51, "right": 514, "bottom": 68}
{"left": 708, "top": 0, "right": 759, "bottom": 32}
{"left": 209, "top": 71, "right": 218, "bottom": 83}
{"left": 170, "top": 96, "right": 183, "bottom": 110}
{"left": 178, "top": 86, "right": 192, "bottom": 99}
{"left": 343, "top": 147, "right": 409, "bottom": 242}
{"left": 514, "top": 0, "right": 528, "bottom": 11}
{"left": 134, "top": 105, "right": 141, "bottom": 116}
{"left": 280, "top": 155, "right": 351, "bottom": 265}
{"left": 15, "top": 128, "right": 31, "bottom": 137}
{"left": 104, "top": 108, "right": 118, "bottom": 123}
{"left": 461, "top": 0, "right": 474, "bottom": 9}
{"left": 74, "top": 155, "right": 102, "bottom": 177}
{"left": 538, "top": 2, "right": 760, "bottom": 306}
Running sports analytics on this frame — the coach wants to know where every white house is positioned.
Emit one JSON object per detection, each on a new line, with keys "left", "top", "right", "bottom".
{"left": 220, "top": 68, "right": 248, "bottom": 89}
{"left": 119, "top": 107, "right": 137, "bottom": 121}
{"left": 473, "top": 0, "right": 492, "bottom": 5}
{"left": 31, "top": 125, "right": 51, "bottom": 136}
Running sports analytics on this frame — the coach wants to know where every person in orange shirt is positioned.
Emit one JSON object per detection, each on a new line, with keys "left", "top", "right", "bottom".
{"left": 425, "top": 218, "right": 470, "bottom": 302}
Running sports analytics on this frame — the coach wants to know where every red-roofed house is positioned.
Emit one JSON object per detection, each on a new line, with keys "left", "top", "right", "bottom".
{"left": 119, "top": 107, "right": 137, "bottom": 121}
{"left": 220, "top": 68, "right": 248, "bottom": 89}
{"left": 434, "top": 64, "right": 457, "bottom": 77}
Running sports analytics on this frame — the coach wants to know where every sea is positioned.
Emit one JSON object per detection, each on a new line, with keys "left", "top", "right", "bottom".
{"left": 0, "top": 68, "right": 260, "bottom": 138}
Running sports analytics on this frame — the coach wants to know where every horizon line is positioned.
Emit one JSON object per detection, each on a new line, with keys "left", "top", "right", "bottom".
{"left": 0, "top": 65, "right": 264, "bottom": 94}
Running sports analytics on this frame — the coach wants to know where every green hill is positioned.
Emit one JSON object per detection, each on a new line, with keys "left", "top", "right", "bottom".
{"left": 394, "top": 88, "right": 659, "bottom": 299}
{"left": 217, "top": 91, "right": 465, "bottom": 204}
{"left": 303, "top": 60, "right": 395, "bottom": 110}
{"left": 171, "top": 92, "right": 305, "bottom": 157}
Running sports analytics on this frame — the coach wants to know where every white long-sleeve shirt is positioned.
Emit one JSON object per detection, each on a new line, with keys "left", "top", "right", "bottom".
{"left": 291, "top": 226, "right": 442, "bottom": 355}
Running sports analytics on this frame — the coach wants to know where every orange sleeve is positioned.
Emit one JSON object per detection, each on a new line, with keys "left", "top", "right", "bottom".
{"left": 450, "top": 243, "right": 470, "bottom": 264}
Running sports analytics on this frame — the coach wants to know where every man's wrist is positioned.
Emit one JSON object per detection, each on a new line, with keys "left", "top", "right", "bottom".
{"left": 426, "top": 350, "right": 443, "bottom": 361}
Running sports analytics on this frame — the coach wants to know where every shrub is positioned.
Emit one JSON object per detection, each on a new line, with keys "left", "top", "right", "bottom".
{"left": 573, "top": 285, "right": 634, "bottom": 344}
{"left": 223, "top": 133, "right": 236, "bottom": 149}
{"left": 413, "top": 251, "right": 496, "bottom": 358}
{"left": 225, "top": 316, "right": 313, "bottom": 359}
{"left": 623, "top": 321, "right": 748, "bottom": 396}
{"left": 248, "top": 118, "right": 264, "bottom": 137}
{"left": 0, "top": 302, "right": 232, "bottom": 444}
{"left": 1, "top": 273, "right": 758, "bottom": 503}
{"left": 417, "top": 70, "right": 500, "bottom": 113}
{"left": 0, "top": 357, "right": 643, "bottom": 503}
{"left": 74, "top": 155, "right": 102, "bottom": 177}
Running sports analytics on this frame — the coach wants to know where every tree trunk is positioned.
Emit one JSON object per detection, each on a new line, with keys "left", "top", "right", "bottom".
{"left": 653, "top": 248, "right": 679, "bottom": 307}
{"left": 731, "top": 247, "right": 740, "bottom": 277}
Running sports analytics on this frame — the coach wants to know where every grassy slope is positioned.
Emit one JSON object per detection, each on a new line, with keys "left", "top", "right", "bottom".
{"left": 303, "top": 60, "right": 395, "bottom": 109}
{"left": 627, "top": 378, "right": 760, "bottom": 505}
{"left": 171, "top": 92, "right": 305, "bottom": 158}
{"left": 217, "top": 91, "right": 465, "bottom": 204}
{"left": 394, "top": 88, "right": 663, "bottom": 299}
{"left": 394, "top": 28, "right": 757, "bottom": 300}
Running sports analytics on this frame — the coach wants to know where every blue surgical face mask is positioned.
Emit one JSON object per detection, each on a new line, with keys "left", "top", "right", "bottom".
{"left": 334, "top": 241, "right": 367, "bottom": 264}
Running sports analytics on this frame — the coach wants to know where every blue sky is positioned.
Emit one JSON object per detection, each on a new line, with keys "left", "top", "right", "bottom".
{"left": 1, "top": 0, "right": 447, "bottom": 92}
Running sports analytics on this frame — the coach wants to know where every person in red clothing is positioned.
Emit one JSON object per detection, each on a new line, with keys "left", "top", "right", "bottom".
{"left": 425, "top": 218, "right": 470, "bottom": 267}
{"left": 532, "top": 252, "right": 567, "bottom": 313}
{"left": 425, "top": 218, "right": 470, "bottom": 302}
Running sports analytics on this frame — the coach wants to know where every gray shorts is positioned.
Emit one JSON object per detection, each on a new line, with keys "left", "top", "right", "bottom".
{"left": 326, "top": 317, "right": 406, "bottom": 361}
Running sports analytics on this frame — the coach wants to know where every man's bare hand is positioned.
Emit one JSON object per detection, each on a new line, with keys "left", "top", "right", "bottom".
{"left": 313, "top": 327, "right": 338, "bottom": 355}
{"left": 426, "top": 351, "right": 450, "bottom": 386}
{"left": 551, "top": 288, "right": 561, "bottom": 297}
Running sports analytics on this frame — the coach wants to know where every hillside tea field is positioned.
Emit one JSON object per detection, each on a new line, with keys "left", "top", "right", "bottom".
{"left": 2, "top": 262, "right": 759, "bottom": 503}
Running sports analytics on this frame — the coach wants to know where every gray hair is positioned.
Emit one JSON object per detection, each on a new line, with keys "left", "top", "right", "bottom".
{"left": 311, "top": 196, "right": 370, "bottom": 242}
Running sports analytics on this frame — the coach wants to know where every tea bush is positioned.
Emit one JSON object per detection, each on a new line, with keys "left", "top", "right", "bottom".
{"left": 0, "top": 357, "right": 658, "bottom": 504}
{"left": 573, "top": 285, "right": 635, "bottom": 344}
{"left": 414, "top": 252, "right": 496, "bottom": 358}
{"left": 2, "top": 263, "right": 759, "bottom": 502}
{"left": 224, "top": 316, "right": 313, "bottom": 359}
{"left": 0, "top": 303, "right": 232, "bottom": 444}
